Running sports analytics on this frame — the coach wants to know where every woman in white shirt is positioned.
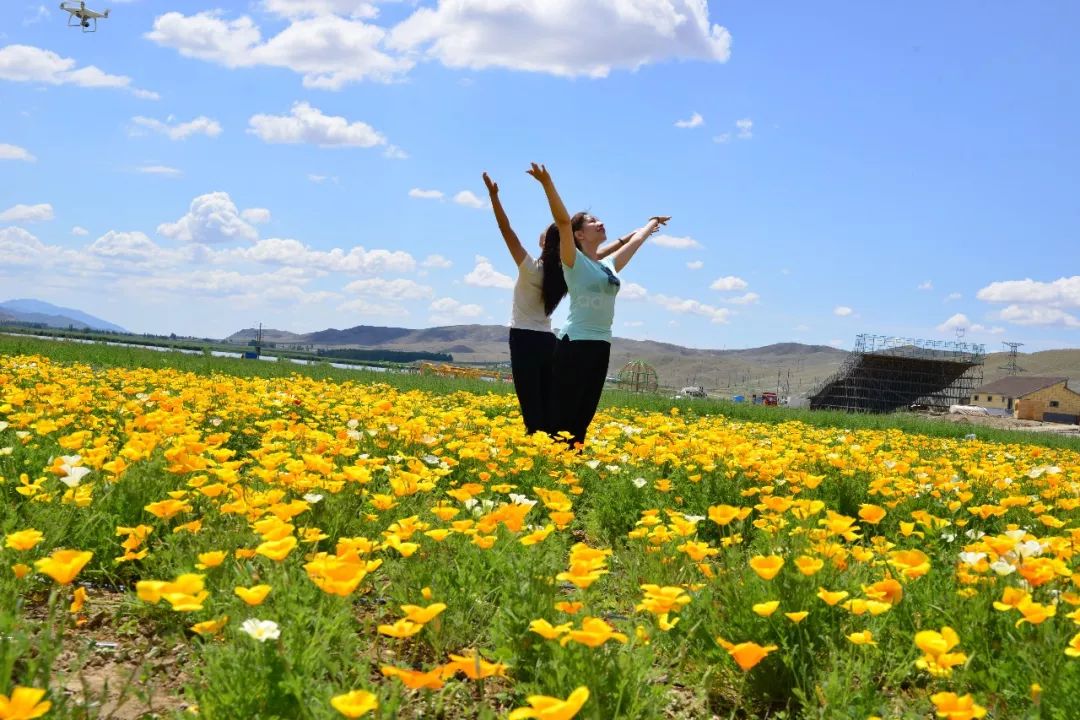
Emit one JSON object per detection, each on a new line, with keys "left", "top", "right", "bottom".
{"left": 483, "top": 172, "right": 625, "bottom": 435}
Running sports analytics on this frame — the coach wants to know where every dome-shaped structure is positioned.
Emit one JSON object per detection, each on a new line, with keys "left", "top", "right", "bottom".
{"left": 616, "top": 359, "right": 658, "bottom": 393}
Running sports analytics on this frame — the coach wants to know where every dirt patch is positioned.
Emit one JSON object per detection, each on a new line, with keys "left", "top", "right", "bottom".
{"left": 916, "top": 411, "right": 1080, "bottom": 436}
{"left": 58, "top": 644, "right": 191, "bottom": 720}
{"left": 26, "top": 590, "right": 193, "bottom": 719}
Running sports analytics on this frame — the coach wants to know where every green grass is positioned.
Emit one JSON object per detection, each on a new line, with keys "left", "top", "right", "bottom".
{"left": 3, "top": 333, "right": 1077, "bottom": 451}
{"left": 0, "top": 333, "right": 507, "bottom": 397}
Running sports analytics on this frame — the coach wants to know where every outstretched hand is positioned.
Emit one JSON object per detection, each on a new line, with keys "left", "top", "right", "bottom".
{"left": 650, "top": 216, "right": 672, "bottom": 227}
{"left": 482, "top": 172, "right": 498, "bottom": 196}
{"left": 526, "top": 162, "right": 552, "bottom": 186}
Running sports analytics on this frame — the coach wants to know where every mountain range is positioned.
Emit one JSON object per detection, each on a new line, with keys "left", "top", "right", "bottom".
{"left": 1, "top": 298, "right": 1075, "bottom": 394}
{"left": 0, "top": 299, "right": 127, "bottom": 333}
{"left": 225, "top": 324, "right": 1080, "bottom": 395}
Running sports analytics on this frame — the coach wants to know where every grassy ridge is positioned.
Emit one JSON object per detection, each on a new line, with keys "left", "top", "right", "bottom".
{"left": 2, "top": 333, "right": 1077, "bottom": 450}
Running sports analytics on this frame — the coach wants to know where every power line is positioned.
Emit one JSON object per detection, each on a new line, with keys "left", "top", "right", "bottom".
{"left": 1000, "top": 341, "right": 1025, "bottom": 376}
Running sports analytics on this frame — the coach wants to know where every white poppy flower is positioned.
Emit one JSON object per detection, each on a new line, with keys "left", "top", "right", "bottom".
{"left": 990, "top": 559, "right": 1016, "bottom": 576}
{"left": 241, "top": 619, "right": 280, "bottom": 642}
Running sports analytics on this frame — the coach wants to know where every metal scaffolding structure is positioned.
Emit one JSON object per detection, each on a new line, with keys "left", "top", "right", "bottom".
{"left": 616, "top": 360, "right": 659, "bottom": 393}
{"left": 809, "top": 334, "right": 985, "bottom": 413}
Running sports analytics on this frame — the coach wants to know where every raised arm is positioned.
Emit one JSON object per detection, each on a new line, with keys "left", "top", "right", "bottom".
{"left": 597, "top": 232, "right": 633, "bottom": 260}
{"left": 610, "top": 216, "right": 671, "bottom": 273}
{"left": 526, "top": 163, "right": 576, "bottom": 268}
{"left": 482, "top": 172, "right": 526, "bottom": 266}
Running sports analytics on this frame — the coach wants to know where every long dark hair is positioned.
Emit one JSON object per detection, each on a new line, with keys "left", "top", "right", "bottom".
{"left": 540, "top": 213, "right": 586, "bottom": 316}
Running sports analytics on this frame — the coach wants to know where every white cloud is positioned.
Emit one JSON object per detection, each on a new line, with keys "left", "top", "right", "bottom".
{"left": 409, "top": 188, "right": 444, "bottom": 200}
{"left": 307, "top": 173, "right": 337, "bottom": 183}
{"left": 998, "top": 305, "right": 1080, "bottom": 328}
{"left": 464, "top": 255, "right": 513, "bottom": 289}
{"left": 249, "top": 102, "right": 388, "bottom": 148}
{"left": 241, "top": 208, "right": 272, "bottom": 224}
{"left": 724, "top": 292, "right": 759, "bottom": 305}
{"left": 0, "top": 226, "right": 84, "bottom": 268}
{"left": 736, "top": 118, "right": 753, "bottom": 139}
{"left": 0, "top": 203, "right": 53, "bottom": 223}
{"left": 261, "top": 0, "right": 380, "bottom": 19}
{"left": 116, "top": 267, "right": 333, "bottom": 305}
{"left": 0, "top": 227, "right": 48, "bottom": 266}
{"left": 833, "top": 306, "right": 853, "bottom": 317}
{"left": 794, "top": 324, "right": 810, "bottom": 332}
{"left": 623, "top": 320, "right": 644, "bottom": 327}
{"left": 453, "top": 190, "right": 485, "bottom": 209}
{"left": 146, "top": 11, "right": 412, "bottom": 89}
{"left": 713, "top": 133, "right": 730, "bottom": 144}
{"left": 422, "top": 254, "right": 452, "bottom": 269}
{"left": 85, "top": 230, "right": 181, "bottom": 267}
{"left": 87, "top": 230, "right": 157, "bottom": 258}
{"left": 651, "top": 234, "right": 702, "bottom": 250}
{"left": 430, "top": 296, "right": 484, "bottom": 324}
{"left": 158, "top": 192, "right": 259, "bottom": 244}
{"left": 651, "top": 293, "right": 731, "bottom": 324}
{"left": 828, "top": 339, "right": 844, "bottom": 348}
{"left": 976, "top": 277, "right": 1080, "bottom": 308}
{"left": 620, "top": 282, "right": 648, "bottom": 301}
{"left": 71, "top": 226, "right": 89, "bottom": 236}
{"left": 135, "top": 165, "right": 183, "bottom": 176}
{"left": 0, "top": 44, "right": 155, "bottom": 97}
{"left": 337, "top": 298, "right": 409, "bottom": 317}
{"left": 917, "top": 280, "right": 933, "bottom": 291}
{"left": 223, "top": 237, "right": 416, "bottom": 275}
{"left": 131, "top": 115, "right": 222, "bottom": 140}
{"left": 675, "top": 112, "right": 703, "bottom": 129}
{"left": 389, "top": 0, "right": 731, "bottom": 79}
{"left": 974, "top": 277, "right": 1080, "bottom": 329}
{"left": 383, "top": 145, "right": 409, "bottom": 160}
{"left": 344, "top": 277, "right": 433, "bottom": 300}
{"left": 145, "top": 12, "right": 261, "bottom": 67}
{"left": 936, "top": 313, "right": 989, "bottom": 334}
{"left": 686, "top": 260, "right": 703, "bottom": 270}
{"left": 709, "top": 275, "right": 748, "bottom": 292}
{"left": 0, "top": 143, "right": 35, "bottom": 162}
{"left": 945, "top": 292, "right": 962, "bottom": 303}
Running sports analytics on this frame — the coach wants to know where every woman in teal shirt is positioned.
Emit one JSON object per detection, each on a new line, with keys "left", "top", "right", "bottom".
{"left": 528, "top": 162, "right": 669, "bottom": 447}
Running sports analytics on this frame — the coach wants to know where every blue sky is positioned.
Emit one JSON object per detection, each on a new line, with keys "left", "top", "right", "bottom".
{"left": 2, "top": 1, "right": 1079, "bottom": 351}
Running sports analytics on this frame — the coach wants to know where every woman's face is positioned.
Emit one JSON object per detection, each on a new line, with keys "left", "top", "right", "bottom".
{"left": 574, "top": 214, "right": 606, "bottom": 249}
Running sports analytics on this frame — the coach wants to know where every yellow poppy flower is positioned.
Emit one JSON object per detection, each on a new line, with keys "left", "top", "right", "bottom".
{"left": 509, "top": 686, "right": 589, "bottom": 720}
{"left": 330, "top": 690, "right": 378, "bottom": 718}
{"left": 34, "top": 549, "right": 93, "bottom": 585}
{"left": 234, "top": 585, "right": 272, "bottom": 606}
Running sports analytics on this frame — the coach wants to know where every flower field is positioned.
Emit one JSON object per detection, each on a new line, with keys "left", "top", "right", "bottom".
{"left": 2, "top": 350, "right": 1080, "bottom": 719}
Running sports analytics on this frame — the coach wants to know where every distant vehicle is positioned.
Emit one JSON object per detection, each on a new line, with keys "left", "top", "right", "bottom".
{"left": 680, "top": 386, "right": 707, "bottom": 398}
{"left": 761, "top": 392, "right": 779, "bottom": 406}
{"left": 60, "top": 1, "right": 109, "bottom": 32}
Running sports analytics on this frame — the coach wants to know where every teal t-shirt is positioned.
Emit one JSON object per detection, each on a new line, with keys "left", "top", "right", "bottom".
{"left": 560, "top": 249, "right": 620, "bottom": 342}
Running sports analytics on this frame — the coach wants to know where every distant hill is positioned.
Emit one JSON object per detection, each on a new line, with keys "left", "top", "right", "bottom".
{"left": 0, "top": 299, "right": 127, "bottom": 333}
{"left": 225, "top": 323, "right": 852, "bottom": 393}
{"left": 225, "top": 323, "right": 1080, "bottom": 396}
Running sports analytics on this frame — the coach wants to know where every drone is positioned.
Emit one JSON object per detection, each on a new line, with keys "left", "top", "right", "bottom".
{"left": 60, "top": 1, "right": 109, "bottom": 32}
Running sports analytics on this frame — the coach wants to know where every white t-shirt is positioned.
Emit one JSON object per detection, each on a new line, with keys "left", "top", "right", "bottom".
{"left": 510, "top": 252, "right": 552, "bottom": 332}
